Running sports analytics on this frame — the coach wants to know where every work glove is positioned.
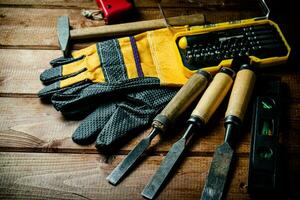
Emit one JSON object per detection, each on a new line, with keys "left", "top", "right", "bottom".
{"left": 38, "top": 27, "right": 195, "bottom": 148}
{"left": 54, "top": 86, "right": 178, "bottom": 148}
{"left": 38, "top": 26, "right": 191, "bottom": 100}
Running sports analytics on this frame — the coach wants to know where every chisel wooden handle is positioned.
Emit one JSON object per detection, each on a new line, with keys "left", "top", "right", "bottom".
{"left": 225, "top": 67, "right": 256, "bottom": 121}
{"left": 153, "top": 70, "right": 211, "bottom": 131}
{"left": 71, "top": 14, "right": 205, "bottom": 40}
{"left": 191, "top": 68, "right": 235, "bottom": 124}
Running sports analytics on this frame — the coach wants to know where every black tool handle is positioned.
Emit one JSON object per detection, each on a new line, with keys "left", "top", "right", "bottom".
{"left": 153, "top": 70, "right": 211, "bottom": 132}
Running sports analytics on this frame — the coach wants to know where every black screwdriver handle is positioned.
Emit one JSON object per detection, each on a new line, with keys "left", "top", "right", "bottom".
{"left": 153, "top": 70, "right": 211, "bottom": 132}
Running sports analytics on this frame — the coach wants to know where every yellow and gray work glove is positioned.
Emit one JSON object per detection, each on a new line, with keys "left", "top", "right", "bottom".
{"left": 53, "top": 86, "right": 178, "bottom": 148}
{"left": 38, "top": 27, "right": 196, "bottom": 148}
{"left": 38, "top": 27, "right": 190, "bottom": 99}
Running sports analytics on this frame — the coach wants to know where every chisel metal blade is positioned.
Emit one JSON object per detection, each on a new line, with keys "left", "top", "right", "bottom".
{"left": 200, "top": 142, "right": 234, "bottom": 200}
{"left": 141, "top": 137, "right": 186, "bottom": 199}
{"left": 106, "top": 129, "right": 159, "bottom": 185}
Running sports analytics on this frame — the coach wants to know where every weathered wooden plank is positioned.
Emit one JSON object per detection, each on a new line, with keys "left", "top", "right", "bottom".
{"left": 0, "top": 97, "right": 246, "bottom": 154}
{"left": 0, "top": 152, "right": 249, "bottom": 200}
{"left": 0, "top": 7, "right": 257, "bottom": 48}
{"left": 0, "top": 97, "right": 299, "bottom": 154}
{"left": 0, "top": 0, "right": 96, "bottom": 9}
{"left": 0, "top": 49, "right": 60, "bottom": 95}
{"left": 0, "top": 8, "right": 102, "bottom": 48}
{"left": 0, "top": 0, "right": 257, "bottom": 9}
{"left": 1, "top": 49, "right": 299, "bottom": 98}
{"left": 0, "top": 152, "right": 299, "bottom": 199}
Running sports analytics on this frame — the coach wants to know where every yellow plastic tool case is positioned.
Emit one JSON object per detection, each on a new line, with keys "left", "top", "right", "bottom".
{"left": 173, "top": 2, "right": 291, "bottom": 76}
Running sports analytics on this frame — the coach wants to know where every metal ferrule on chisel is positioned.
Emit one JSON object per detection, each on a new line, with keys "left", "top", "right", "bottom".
{"left": 106, "top": 69, "right": 211, "bottom": 185}
{"left": 223, "top": 115, "right": 242, "bottom": 147}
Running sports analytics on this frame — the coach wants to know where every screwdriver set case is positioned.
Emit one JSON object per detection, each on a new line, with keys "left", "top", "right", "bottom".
{"left": 173, "top": 1, "right": 291, "bottom": 76}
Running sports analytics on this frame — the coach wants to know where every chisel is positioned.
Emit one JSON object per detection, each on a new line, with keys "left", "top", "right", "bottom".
{"left": 106, "top": 69, "right": 212, "bottom": 185}
{"left": 142, "top": 67, "right": 236, "bottom": 199}
{"left": 200, "top": 61, "right": 256, "bottom": 200}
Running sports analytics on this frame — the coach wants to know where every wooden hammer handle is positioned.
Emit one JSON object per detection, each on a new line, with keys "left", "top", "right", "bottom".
{"left": 225, "top": 68, "right": 256, "bottom": 121}
{"left": 71, "top": 14, "right": 205, "bottom": 40}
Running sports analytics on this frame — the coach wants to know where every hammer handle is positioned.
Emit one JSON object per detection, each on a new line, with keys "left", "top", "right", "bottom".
{"left": 71, "top": 14, "right": 205, "bottom": 40}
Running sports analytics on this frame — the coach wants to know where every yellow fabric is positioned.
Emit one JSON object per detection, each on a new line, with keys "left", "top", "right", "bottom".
{"left": 147, "top": 27, "right": 189, "bottom": 86}
{"left": 71, "top": 44, "right": 97, "bottom": 58}
{"left": 63, "top": 44, "right": 100, "bottom": 76}
{"left": 118, "top": 38, "right": 139, "bottom": 79}
{"left": 61, "top": 44, "right": 105, "bottom": 88}
{"left": 60, "top": 26, "right": 192, "bottom": 89}
{"left": 118, "top": 33, "right": 158, "bottom": 79}
{"left": 118, "top": 26, "right": 190, "bottom": 85}
{"left": 61, "top": 68, "right": 105, "bottom": 88}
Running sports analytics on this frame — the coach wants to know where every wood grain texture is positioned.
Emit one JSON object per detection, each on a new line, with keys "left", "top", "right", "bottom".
{"left": 0, "top": 97, "right": 248, "bottom": 154}
{"left": 225, "top": 69, "right": 255, "bottom": 121}
{"left": 192, "top": 71, "right": 233, "bottom": 124}
{"left": 159, "top": 72, "right": 210, "bottom": 127}
{"left": 0, "top": 152, "right": 299, "bottom": 200}
{"left": 0, "top": 152, "right": 252, "bottom": 200}
{"left": 70, "top": 14, "right": 205, "bottom": 39}
{"left": 0, "top": 8, "right": 102, "bottom": 48}
{"left": 1, "top": 49, "right": 300, "bottom": 98}
{"left": 0, "top": 7, "right": 258, "bottom": 48}
{"left": 0, "top": 97, "right": 299, "bottom": 154}
{"left": 0, "top": 0, "right": 257, "bottom": 9}
{"left": 0, "top": 49, "right": 61, "bottom": 95}
{"left": 0, "top": 1, "right": 299, "bottom": 200}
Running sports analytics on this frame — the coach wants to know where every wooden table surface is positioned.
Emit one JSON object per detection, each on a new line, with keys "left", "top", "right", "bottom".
{"left": 0, "top": 0, "right": 299, "bottom": 199}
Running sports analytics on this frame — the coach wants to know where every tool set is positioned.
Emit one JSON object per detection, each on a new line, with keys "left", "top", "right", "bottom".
{"left": 178, "top": 24, "right": 288, "bottom": 69}
{"left": 106, "top": 2, "right": 290, "bottom": 198}
{"left": 48, "top": 0, "right": 291, "bottom": 199}
{"left": 142, "top": 66, "right": 236, "bottom": 199}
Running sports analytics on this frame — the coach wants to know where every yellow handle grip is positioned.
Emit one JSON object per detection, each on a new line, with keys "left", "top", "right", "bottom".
{"left": 191, "top": 68, "right": 235, "bottom": 124}
{"left": 225, "top": 68, "right": 256, "bottom": 121}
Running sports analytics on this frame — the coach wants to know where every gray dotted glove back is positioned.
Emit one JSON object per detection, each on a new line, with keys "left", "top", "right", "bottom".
{"left": 65, "top": 87, "right": 178, "bottom": 148}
